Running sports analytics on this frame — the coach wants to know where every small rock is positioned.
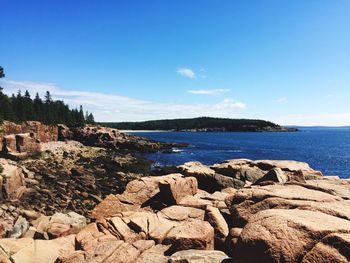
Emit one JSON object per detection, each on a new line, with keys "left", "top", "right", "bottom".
{"left": 6, "top": 216, "right": 29, "bottom": 238}
{"left": 169, "top": 249, "right": 231, "bottom": 263}
{"left": 255, "top": 168, "right": 288, "bottom": 184}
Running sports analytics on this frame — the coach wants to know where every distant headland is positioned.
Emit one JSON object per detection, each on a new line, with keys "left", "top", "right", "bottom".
{"left": 101, "top": 117, "right": 298, "bottom": 132}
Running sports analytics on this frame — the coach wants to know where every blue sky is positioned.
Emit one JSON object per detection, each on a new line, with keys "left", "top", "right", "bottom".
{"left": 1, "top": 0, "right": 349, "bottom": 125}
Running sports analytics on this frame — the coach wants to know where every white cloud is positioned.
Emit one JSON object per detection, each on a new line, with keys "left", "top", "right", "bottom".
{"left": 213, "top": 99, "right": 246, "bottom": 110}
{"left": 176, "top": 67, "right": 195, "bottom": 79}
{"left": 187, "top": 89, "right": 231, "bottom": 96}
{"left": 278, "top": 97, "right": 287, "bottom": 103}
{"left": 0, "top": 79, "right": 247, "bottom": 122}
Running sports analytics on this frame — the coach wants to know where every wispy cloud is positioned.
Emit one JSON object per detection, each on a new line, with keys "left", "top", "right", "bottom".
{"left": 187, "top": 89, "right": 231, "bottom": 96}
{"left": 278, "top": 97, "right": 287, "bottom": 103}
{"left": 274, "top": 113, "right": 350, "bottom": 126}
{"left": 213, "top": 99, "right": 246, "bottom": 110}
{"left": 0, "top": 79, "right": 247, "bottom": 122}
{"left": 176, "top": 67, "right": 195, "bottom": 79}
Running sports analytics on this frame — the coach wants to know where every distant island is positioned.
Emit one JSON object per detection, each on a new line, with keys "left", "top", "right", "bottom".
{"left": 101, "top": 117, "right": 298, "bottom": 132}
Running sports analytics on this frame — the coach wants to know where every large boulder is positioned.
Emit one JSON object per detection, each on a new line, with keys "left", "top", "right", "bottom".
{"left": 211, "top": 159, "right": 322, "bottom": 184}
{"left": 254, "top": 167, "right": 288, "bottom": 184}
{"left": 163, "top": 219, "right": 214, "bottom": 253}
{"left": 15, "top": 133, "right": 41, "bottom": 154}
{"left": 159, "top": 205, "right": 205, "bottom": 221}
{"left": 58, "top": 239, "right": 165, "bottom": 263}
{"left": 21, "top": 121, "right": 58, "bottom": 143}
{"left": 205, "top": 205, "right": 229, "bottom": 249}
{"left": 225, "top": 182, "right": 346, "bottom": 228}
{"left": 1, "top": 121, "right": 58, "bottom": 145}
{"left": 135, "top": 244, "right": 170, "bottom": 263}
{"left": 235, "top": 209, "right": 350, "bottom": 263}
{"left": 58, "top": 206, "right": 215, "bottom": 262}
{"left": 5, "top": 216, "right": 29, "bottom": 238}
{"left": 2, "top": 133, "right": 41, "bottom": 159}
{"left": 91, "top": 174, "right": 198, "bottom": 219}
{"left": 0, "top": 235, "right": 75, "bottom": 263}
{"left": 0, "top": 206, "right": 19, "bottom": 238}
{"left": 302, "top": 233, "right": 350, "bottom": 263}
{"left": 159, "top": 176, "right": 197, "bottom": 204}
{"left": 57, "top": 124, "right": 73, "bottom": 141}
{"left": 45, "top": 212, "right": 87, "bottom": 238}
{"left": 69, "top": 125, "right": 180, "bottom": 151}
{"left": 0, "top": 158, "right": 26, "bottom": 200}
{"left": 178, "top": 161, "right": 245, "bottom": 192}
{"left": 225, "top": 177, "right": 350, "bottom": 262}
{"left": 2, "top": 135, "right": 17, "bottom": 153}
{"left": 305, "top": 178, "right": 350, "bottom": 200}
{"left": 0, "top": 121, "right": 58, "bottom": 158}
{"left": 212, "top": 159, "right": 266, "bottom": 183}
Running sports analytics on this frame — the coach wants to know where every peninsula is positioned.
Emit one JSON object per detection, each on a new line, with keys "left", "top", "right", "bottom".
{"left": 102, "top": 117, "right": 298, "bottom": 132}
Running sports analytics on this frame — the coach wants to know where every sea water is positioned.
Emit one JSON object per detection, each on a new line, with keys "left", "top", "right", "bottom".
{"left": 132, "top": 128, "right": 350, "bottom": 178}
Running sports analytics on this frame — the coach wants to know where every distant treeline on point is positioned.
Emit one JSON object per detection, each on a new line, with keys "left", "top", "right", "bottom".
{"left": 101, "top": 117, "right": 286, "bottom": 132}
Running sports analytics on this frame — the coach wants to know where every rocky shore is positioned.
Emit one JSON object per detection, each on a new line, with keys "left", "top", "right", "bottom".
{"left": 0, "top": 121, "right": 349, "bottom": 263}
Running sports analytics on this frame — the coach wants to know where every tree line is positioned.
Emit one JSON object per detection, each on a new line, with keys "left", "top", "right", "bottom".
{"left": 103, "top": 117, "right": 282, "bottom": 131}
{"left": 0, "top": 66, "right": 95, "bottom": 126}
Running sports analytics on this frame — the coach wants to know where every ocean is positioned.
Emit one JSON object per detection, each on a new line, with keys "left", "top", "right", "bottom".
{"left": 131, "top": 128, "right": 350, "bottom": 178}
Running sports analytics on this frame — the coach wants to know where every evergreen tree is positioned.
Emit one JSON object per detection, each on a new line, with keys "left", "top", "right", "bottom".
{"left": 14, "top": 90, "right": 26, "bottom": 122}
{"left": 33, "top": 93, "right": 43, "bottom": 122}
{"left": 0, "top": 66, "right": 4, "bottom": 78}
{"left": 0, "top": 66, "right": 93, "bottom": 126}
{"left": 23, "top": 90, "right": 35, "bottom": 120}
{"left": 44, "top": 91, "right": 52, "bottom": 103}
{"left": 86, "top": 113, "right": 95, "bottom": 124}
{"left": 0, "top": 66, "right": 4, "bottom": 94}
{"left": 77, "top": 105, "right": 85, "bottom": 126}
{"left": 0, "top": 67, "right": 4, "bottom": 122}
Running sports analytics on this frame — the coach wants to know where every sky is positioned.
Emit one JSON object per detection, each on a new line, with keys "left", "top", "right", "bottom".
{"left": 1, "top": 0, "right": 349, "bottom": 125}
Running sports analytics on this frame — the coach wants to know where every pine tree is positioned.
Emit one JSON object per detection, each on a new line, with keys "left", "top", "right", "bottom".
{"left": 0, "top": 66, "right": 4, "bottom": 78}
{"left": 44, "top": 91, "right": 52, "bottom": 103}
{"left": 23, "top": 90, "right": 35, "bottom": 120}
{"left": 86, "top": 113, "right": 95, "bottom": 124}
{"left": 77, "top": 105, "right": 85, "bottom": 126}
{"left": 0, "top": 67, "right": 92, "bottom": 127}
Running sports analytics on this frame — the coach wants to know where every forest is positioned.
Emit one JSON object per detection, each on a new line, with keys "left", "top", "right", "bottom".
{"left": 0, "top": 66, "right": 94, "bottom": 126}
{"left": 102, "top": 117, "right": 289, "bottom": 132}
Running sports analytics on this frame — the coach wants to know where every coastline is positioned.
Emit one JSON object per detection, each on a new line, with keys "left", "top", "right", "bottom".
{"left": 120, "top": 129, "right": 170, "bottom": 133}
{"left": 0, "top": 122, "right": 349, "bottom": 262}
